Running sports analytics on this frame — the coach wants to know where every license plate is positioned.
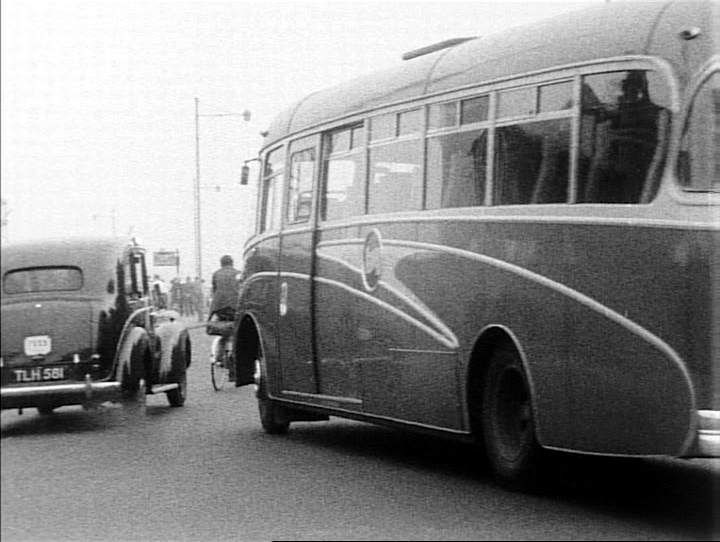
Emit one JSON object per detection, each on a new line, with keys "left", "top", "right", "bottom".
{"left": 13, "top": 366, "right": 66, "bottom": 383}
{"left": 24, "top": 335, "right": 52, "bottom": 356}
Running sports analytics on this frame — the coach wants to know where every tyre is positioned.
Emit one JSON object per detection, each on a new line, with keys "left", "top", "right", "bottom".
{"left": 37, "top": 405, "right": 54, "bottom": 415}
{"left": 167, "top": 370, "right": 187, "bottom": 407}
{"left": 210, "top": 337, "right": 229, "bottom": 391}
{"left": 120, "top": 376, "right": 147, "bottom": 416}
{"left": 481, "top": 346, "right": 543, "bottom": 489}
{"left": 167, "top": 340, "right": 189, "bottom": 407}
{"left": 255, "top": 358, "right": 289, "bottom": 434}
{"left": 120, "top": 362, "right": 146, "bottom": 406}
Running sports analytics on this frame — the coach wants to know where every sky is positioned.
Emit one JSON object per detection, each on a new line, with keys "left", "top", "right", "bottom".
{"left": 1, "top": 0, "right": 603, "bottom": 280}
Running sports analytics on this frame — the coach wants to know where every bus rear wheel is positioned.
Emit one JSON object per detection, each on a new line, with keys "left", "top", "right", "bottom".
{"left": 481, "top": 346, "right": 543, "bottom": 489}
{"left": 254, "top": 359, "right": 289, "bottom": 435}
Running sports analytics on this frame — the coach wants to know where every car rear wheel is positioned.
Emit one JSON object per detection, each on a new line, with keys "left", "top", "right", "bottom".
{"left": 255, "top": 358, "right": 289, "bottom": 434}
{"left": 167, "top": 342, "right": 189, "bottom": 407}
{"left": 120, "top": 361, "right": 147, "bottom": 416}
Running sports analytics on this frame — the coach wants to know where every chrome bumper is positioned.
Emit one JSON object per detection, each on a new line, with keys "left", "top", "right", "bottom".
{"left": 695, "top": 410, "right": 720, "bottom": 457}
{"left": 1, "top": 374, "right": 121, "bottom": 410}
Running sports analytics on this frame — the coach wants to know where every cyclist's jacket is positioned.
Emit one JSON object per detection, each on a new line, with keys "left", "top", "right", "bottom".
{"left": 210, "top": 265, "right": 241, "bottom": 316}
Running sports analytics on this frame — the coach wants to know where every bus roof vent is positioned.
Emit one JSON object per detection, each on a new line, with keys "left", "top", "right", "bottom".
{"left": 401, "top": 37, "right": 476, "bottom": 61}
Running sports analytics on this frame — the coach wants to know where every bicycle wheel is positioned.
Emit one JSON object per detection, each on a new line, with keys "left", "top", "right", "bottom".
{"left": 210, "top": 337, "right": 229, "bottom": 391}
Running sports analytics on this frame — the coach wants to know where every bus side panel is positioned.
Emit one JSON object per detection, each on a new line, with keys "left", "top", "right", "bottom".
{"left": 241, "top": 236, "right": 281, "bottom": 395}
{"left": 388, "top": 231, "right": 571, "bottom": 445}
{"left": 315, "top": 222, "right": 465, "bottom": 429}
{"left": 560, "top": 223, "right": 709, "bottom": 455}
{"left": 409, "top": 219, "right": 698, "bottom": 455}
{"left": 278, "top": 229, "right": 316, "bottom": 394}
{"left": 315, "top": 225, "right": 365, "bottom": 403}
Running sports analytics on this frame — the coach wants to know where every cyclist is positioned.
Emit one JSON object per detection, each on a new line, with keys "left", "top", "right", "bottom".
{"left": 210, "top": 255, "right": 241, "bottom": 321}
{"left": 208, "top": 255, "right": 242, "bottom": 385}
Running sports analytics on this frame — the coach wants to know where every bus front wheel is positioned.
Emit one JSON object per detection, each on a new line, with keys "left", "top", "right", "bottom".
{"left": 254, "top": 359, "right": 290, "bottom": 435}
{"left": 481, "top": 346, "right": 543, "bottom": 489}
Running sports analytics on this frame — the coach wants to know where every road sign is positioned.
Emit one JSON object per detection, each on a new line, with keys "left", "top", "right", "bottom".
{"left": 153, "top": 250, "right": 179, "bottom": 267}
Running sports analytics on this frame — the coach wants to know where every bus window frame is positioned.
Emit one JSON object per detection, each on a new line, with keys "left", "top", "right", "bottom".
{"left": 320, "top": 122, "right": 367, "bottom": 222}
{"left": 248, "top": 55, "right": 680, "bottom": 240}
{"left": 257, "top": 144, "right": 287, "bottom": 235}
{"left": 419, "top": 58, "right": 676, "bottom": 209}
{"left": 672, "top": 59, "right": 720, "bottom": 199}
{"left": 284, "top": 135, "right": 320, "bottom": 229}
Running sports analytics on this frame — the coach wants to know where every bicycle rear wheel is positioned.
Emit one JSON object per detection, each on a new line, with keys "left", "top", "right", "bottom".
{"left": 210, "top": 337, "right": 229, "bottom": 391}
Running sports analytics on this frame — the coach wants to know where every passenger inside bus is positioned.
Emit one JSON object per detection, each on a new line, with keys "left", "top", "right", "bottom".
{"left": 579, "top": 70, "right": 669, "bottom": 204}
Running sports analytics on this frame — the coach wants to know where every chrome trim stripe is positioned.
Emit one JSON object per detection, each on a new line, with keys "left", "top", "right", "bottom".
{"left": 267, "top": 395, "right": 470, "bottom": 435}
{"left": 388, "top": 348, "right": 456, "bottom": 355}
{"left": 269, "top": 259, "right": 459, "bottom": 350}
{"left": 315, "top": 213, "right": 719, "bottom": 233}
{"left": 316, "top": 251, "right": 362, "bottom": 274}
{"left": 281, "top": 390, "right": 362, "bottom": 405}
{"left": 314, "top": 275, "right": 459, "bottom": 349}
{"left": 315, "top": 249, "right": 459, "bottom": 348}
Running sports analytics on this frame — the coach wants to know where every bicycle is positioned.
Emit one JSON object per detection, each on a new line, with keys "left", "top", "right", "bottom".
{"left": 206, "top": 318, "right": 234, "bottom": 391}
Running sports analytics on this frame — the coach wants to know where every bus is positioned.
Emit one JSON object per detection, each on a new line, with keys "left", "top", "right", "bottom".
{"left": 233, "top": 1, "right": 719, "bottom": 487}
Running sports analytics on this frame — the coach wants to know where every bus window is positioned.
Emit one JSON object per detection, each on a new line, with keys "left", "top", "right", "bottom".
{"left": 538, "top": 81, "right": 573, "bottom": 112}
{"left": 497, "top": 87, "right": 535, "bottom": 119}
{"left": 350, "top": 125, "right": 365, "bottom": 148}
{"left": 259, "top": 146, "right": 285, "bottom": 233}
{"left": 370, "top": 113, "right": 396, "bottom": 141}
{"left": 429, "top": 102, "right": 458, "bottom": 130}
{"left": 577, "top": 70, "right": 670, "bottom": 203}
{"left": 460, "top": 95, "right": 490, "bottom": 124}
{"left": 287, "top": 148, "right": 315, "bottom": 224}
{"left": 368, "top": 139, "right": 422, "bottom": 214}
{"left": 494, "top": 118, "right": 570, "bottom": 204}
{"left": 426, "top": 128, "right": 487, "bottom": 208}
{"left": 678, "top": 72, "right": 720, "bottom": 192}
{"left": 321, "top": 125, "right": 366, "bottom": 221}
{"left": 398, "top": 108, "right": 422, "bottom": 136}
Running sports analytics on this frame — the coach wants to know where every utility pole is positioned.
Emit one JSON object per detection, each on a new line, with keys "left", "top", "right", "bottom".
{"left": 193, "top": 98, "right": 252, "bottom": 282}
{"left": 194, "top": 97, "right": 202, "bottom": 282}
{"left": 1, "top": 198, "right": 9, "bottom": 244}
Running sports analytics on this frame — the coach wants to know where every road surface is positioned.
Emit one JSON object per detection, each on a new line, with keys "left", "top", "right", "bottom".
{"left": 2, "top": 323, "right": 718, "bottom": 541}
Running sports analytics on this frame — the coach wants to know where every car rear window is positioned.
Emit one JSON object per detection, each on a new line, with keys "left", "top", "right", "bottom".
{"left": 3, "top": 267, "right": 83, "bottom": 294}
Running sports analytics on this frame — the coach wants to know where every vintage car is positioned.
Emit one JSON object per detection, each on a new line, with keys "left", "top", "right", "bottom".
{"left": 0, "top": 237, "right": 191, "bottom": 414}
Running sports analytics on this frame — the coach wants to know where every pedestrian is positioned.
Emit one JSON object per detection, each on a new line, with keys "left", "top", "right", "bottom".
{"left": 151, "top": 274, "right": 168, "bottom": 309}
{"left": 169, "top": 277, "right": 182, "bottom": 312}
{"left": 181, "top": 276, "right": 194, "bottom": 317}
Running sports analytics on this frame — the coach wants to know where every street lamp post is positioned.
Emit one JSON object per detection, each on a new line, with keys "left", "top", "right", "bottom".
{"left": 194, "top": 98, "right": 202, "bottom": 282}
{"left": 193, "top": 98, "right": 251, "bottom": 282}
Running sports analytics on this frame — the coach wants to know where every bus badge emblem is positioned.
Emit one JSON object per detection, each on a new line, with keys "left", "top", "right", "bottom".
{"left": 362, "top": 229, "right": 383, "bottom": 292}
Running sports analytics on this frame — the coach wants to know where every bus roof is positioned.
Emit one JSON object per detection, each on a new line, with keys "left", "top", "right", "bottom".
{"left": 262, "top": 0, "right": 718, "bottom": 150}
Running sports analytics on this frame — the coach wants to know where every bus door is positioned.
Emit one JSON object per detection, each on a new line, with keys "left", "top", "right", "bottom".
{"left": 277, "top": 135, "right": 320, "bottom": 395}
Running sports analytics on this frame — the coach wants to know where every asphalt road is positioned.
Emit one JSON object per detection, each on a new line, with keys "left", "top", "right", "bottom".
{"left": 2, "top": 323, "right": 719, "bottom": 541}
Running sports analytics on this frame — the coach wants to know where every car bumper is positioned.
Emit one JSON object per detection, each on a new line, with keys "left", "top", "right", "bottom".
{"left": 1, "top": 375, "right": 121, "bottom": 410}
{"left": 687, "top": 409, "right": 720, "bottom": 457}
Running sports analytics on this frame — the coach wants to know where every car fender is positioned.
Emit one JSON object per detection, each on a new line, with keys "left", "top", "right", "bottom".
{"left": 114, "top": 326, "right": 150, "bottom": 382}
{"left": 155, "top": 320, "right": 188, "bottom": 380}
